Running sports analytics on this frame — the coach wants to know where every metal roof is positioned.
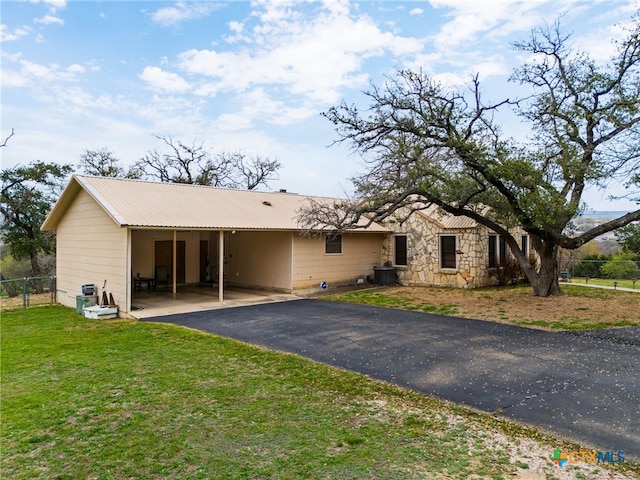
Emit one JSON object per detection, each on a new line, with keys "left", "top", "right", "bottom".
{"left": 42, "top": 175, "right": 392, "bottom": 233}
{"left": 416, "top": 205, "right": 479, "bottom": 230}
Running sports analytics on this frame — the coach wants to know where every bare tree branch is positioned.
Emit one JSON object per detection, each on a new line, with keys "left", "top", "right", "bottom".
{"left": 1, "top": 128, "right": 15, "bottom": 148}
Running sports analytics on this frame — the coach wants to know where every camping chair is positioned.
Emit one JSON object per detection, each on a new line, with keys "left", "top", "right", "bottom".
{"left": 155, "top": 266, "right": 170, "bottom": 289}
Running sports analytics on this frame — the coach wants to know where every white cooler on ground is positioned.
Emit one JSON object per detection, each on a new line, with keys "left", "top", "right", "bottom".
{"left": 83, "top": 305, "right": 118, "bottom": 319}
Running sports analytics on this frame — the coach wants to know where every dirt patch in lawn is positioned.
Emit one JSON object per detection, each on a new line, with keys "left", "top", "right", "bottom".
{"left": 325, "top": 284, "right": 640, "bottom": 330}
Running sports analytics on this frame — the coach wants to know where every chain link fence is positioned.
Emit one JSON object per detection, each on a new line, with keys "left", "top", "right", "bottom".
{"left": 558, "top": 260, "right": 639, "bottom": 289}
{"left": 0, "top": 276, "right": 57, "bottom": 311}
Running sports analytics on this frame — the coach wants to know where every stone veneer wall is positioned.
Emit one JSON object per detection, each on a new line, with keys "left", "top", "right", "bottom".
{"left": 382, "top": 213, "right": 529, "bottom": 289}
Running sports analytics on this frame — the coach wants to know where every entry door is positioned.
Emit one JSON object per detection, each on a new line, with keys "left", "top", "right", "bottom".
{"left": 200, "top": 240, "right": 209, "bottom": 281}
{"left": 155, "top": 240, "right": 186, "bottom": 284}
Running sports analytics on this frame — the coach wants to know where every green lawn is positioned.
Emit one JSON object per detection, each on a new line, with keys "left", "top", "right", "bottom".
{"left": 2, "top": 306, "right": 637, "bottom": 479}
{"left": 569, "top": 277, "right": 639, "bottom": 289}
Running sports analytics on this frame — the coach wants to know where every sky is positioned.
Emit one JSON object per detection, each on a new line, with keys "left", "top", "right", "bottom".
{"left": 1, "top": 0, "right": 639, "bottom": 211}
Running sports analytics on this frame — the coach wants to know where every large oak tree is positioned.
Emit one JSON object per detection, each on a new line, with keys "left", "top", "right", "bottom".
{"left": 300, "top": 21, "right": 640, "bottom": 297}
{"left": 1, "top": 161, "right": 73, "bottom": 291}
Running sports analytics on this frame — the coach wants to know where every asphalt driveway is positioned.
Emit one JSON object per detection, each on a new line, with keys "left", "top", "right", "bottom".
{"left": 146, "top": 299, "right": 640, "bottom": 461}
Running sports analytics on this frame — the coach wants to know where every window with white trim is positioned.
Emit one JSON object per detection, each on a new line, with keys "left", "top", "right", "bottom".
{"left": 394, "top": 235, "right": 408, "bottom": 266}
{"left": 521, "top": 235, "right": 529, "bottom": 259}
{"left": 488, "top": 234, "right": 507, "bottom": 268}
{"left": 440, "top": 235, "right": 456, "bottom": 269}
{"left": 325, "top": 234, "right": 342, "bottom": 254}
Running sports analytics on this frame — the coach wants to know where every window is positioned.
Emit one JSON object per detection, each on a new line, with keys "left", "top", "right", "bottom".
{"left": 440, "top": 235, "right": 456, "bottom": 269}
{"left": 325, "top": 234, "right": 342, "bottom": 254}
{"left": 521, "top": 235, "right": 529, "bottom": 259}
{"left": 488, "top": 235, "right": 497, "bottom": 268}
{"left": 488, "top": 235, "right": 507, "bottom": 268}
{"left": 394, "top": 235, "right": 408, "bottom": 266}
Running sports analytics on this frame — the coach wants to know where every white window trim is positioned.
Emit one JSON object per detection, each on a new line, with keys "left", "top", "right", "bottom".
{"left": 488, "top": 234, "right": 507, "bottom": 268}
{"left": 439, "top": 234, "right": 457, "bottom": 270}
{"left": 394, "top": 234, "right": 408, "bottom": 267}
{"left": 521, "top": 234, "right": 529, "bottom": 259}
{"left": 324, "top": 234, "right": 343, "bottom": 255}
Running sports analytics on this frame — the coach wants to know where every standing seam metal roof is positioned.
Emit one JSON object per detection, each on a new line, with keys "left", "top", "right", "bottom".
{"left": 416, "top": 205, "right": 479, "bottom": 230}
{"left": 43, "top": 175, "right": 391, "bottom": 232}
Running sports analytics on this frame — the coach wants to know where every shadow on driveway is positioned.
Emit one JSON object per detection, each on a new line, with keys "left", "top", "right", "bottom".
{"left": 146, "top": 299, "right": 640, "bottom": 461}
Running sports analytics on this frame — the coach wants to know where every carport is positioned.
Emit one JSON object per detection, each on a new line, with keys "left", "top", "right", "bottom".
{"left": 131, "top": 229, "right": 237, "bottom": 304}
{"left": 129, "top": 226, "right": 298, "bottom": 310}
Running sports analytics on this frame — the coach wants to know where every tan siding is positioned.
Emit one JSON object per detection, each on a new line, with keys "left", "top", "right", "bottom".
{"left": 131, "top": 230, "right": 202, "bottom": 283}
{"left": 227, "top": 231, "right": 293, "bottom": 291}
{"left": 292, "top": 233, "right": 384, "bottom": 290}
{"left": 56, "top": 190, "right": 128, "bottom": 313}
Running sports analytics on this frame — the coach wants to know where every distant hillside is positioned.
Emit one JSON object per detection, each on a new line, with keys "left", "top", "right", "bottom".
{"left": 579, "top": 210, "right": 630, "bottom": 219}
{"left": 573, "top": 211, "right": 632, "bottom": 242}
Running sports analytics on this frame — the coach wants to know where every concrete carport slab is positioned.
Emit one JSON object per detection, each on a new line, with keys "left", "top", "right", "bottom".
{"left": 130, "top": 286, "right": 300, "bottom": 318}
{"left": 145, "top": 299, "right": 640, "bottom": 462}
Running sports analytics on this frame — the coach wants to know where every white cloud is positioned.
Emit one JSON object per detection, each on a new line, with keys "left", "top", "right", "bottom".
{"left": 570, "top": 12, "right": 639, "bottom": 63}
{"left": 228, "top": 20, "right": 243, "bottom": 34}
{"left": 0, "top": 24, "right": 32, "bottom": 42}
{"left": 416, "top": 0, "right": 611, "bottom": 88}
{"left": 427, "top": 0, "right": 562, "bottom": 50}
{"left": 409, "top": 8, "right": 424, "bottom": 16}
{"left": 1, "top": 54, "right": 92, "bottom": 87}
{"left": 150, "top": 1, "right": 223, "bottom": 27}
{"left": 0, "top": 69, "right": 30, "bottom": 88}
{"left": 140, "top": 66, "right": 191, "bottom": 93}
{"left": 37, "top": 0, "right": 67, "bottom": 8}
{"left": 20, "top": 60, "right": 52, "bottom": 79}
{"left": 173, "top": 0, "right": 423, "bottom": 117}
{"left": 67, "top": 64, "right": 85, "bottom": 74}
{"left": 224, "top": 20, "right": 250, "bottom": 44}
{"left": 34, "top": 14, "right": 64, "bottom": 25}
{"left": 228, "top": 87, "right": 318, "bottom": 127}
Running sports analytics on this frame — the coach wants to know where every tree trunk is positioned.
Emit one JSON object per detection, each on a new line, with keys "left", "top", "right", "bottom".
{"left": 530, "top": 238, "right": 561, "bottom": 297}
{"left": 0, "top": 273, "right": 18, "bottom": 297}
{"left": 29, "top": 251, "right": 44, "bottom": 294}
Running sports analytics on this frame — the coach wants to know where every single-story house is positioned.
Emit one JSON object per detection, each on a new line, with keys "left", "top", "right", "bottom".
{"left": 42, "top": 175, "right": 534, "bottom": 317}
{"left": 41, "top": 175, "right": 391, "bottom": 317}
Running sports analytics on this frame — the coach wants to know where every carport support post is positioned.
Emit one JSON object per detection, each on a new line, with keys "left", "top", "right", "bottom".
{"left": 218, "top": 230, "right": 224, "bottom": 302}
{"left": 173, "top": 230, "right": 177, "bottom": 296}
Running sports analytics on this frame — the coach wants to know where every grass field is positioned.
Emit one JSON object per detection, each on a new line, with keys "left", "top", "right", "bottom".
{"left": 323, "top": 284, "right": 640, "bottom": 331}
{"left": 3, "top": 306, "right": 638, "bottom": 479}
{"left": 569, "top": 278, "right": 638, "bottom": 289}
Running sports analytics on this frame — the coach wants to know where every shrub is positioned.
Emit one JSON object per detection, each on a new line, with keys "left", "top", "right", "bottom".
{"left": 599, "top": 254, "right": 639, "bottom": 280}
{"left": 573, "top": 253, "right": 610, "bottom": 278}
